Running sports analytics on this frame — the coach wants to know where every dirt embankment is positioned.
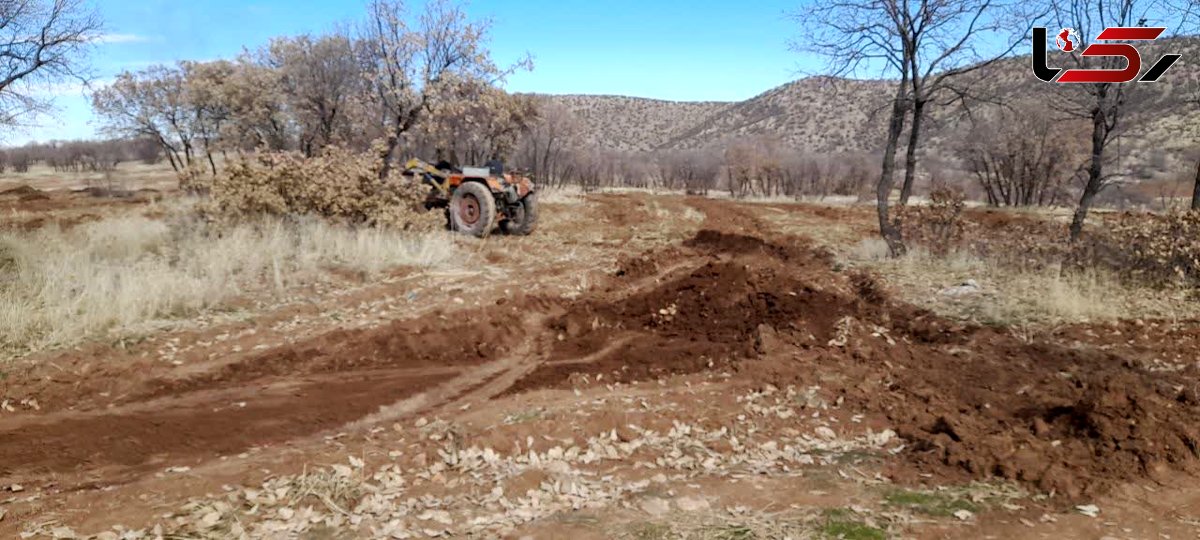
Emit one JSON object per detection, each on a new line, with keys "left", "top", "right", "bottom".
{"left": 503, "top": 200, "right": 1200, "bottom": 500}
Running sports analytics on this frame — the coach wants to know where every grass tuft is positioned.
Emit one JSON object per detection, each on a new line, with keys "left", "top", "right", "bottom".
{"left": 820, "top": 509, "right": 886, "bottom": 540}
{"left": 882, "top": 489, "right": 978, "bottom": 517}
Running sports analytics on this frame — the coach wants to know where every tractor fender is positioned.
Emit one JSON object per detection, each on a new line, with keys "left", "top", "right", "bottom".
{"left": 465, "top": 177, "right": 504, "bottom": 193}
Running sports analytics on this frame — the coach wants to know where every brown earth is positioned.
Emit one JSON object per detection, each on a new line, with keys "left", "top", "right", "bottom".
{"left": 3, "top": 191, "right": 1200, "bottom": 537}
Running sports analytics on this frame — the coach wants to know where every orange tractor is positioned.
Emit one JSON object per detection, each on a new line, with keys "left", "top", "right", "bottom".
{"left": 402, "top": 158, "right": 538, "bottom": 237}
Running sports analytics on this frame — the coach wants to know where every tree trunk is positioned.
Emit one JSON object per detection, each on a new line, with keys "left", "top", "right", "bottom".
{"left": 1191, "top": 158, "right": 1200, "bottom": 211}
{"left": 1069, "top": 105, "right": 1109, "bottom": 242}
{"left": 206, "top": 149, "right": 218, "bottom": 176}
{"left": 899, "top": 98, "right": 925, "bottom": 207}
{"left": 379, "top": 133, "right": 400, "bottom": 180}
{"left": 878, "top": 79, "right": 910, "bottom": 257}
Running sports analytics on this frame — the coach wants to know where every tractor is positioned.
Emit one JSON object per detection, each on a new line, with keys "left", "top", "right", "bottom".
{"left": 402, "top": 158, "right": 539, "bottom": 238}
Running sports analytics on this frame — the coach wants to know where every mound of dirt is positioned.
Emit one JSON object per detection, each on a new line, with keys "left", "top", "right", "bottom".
{"left": 0, "top": 184, "right": 49, "bottom": 201}
{"left": 866, "top": 336, "right": 1200, "bottom": 499}
{"left": 514, "top": 225, "right": 1200, "bottom": 500}
{"left": 509, "top": 229, "right": 855, "bottom": 391}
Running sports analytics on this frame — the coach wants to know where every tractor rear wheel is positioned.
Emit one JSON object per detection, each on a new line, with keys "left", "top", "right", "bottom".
{"left": 449, "top": 182, "right": 496, "bottom": 237}
{"left": 501, "top": 191, "right": 539, "bottom": 236}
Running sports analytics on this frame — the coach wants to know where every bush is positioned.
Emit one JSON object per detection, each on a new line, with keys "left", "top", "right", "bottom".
{"left": 204, "top": 146, "right": 443, "bottom": 232}
{"left": 177, "top": 162, "right": 211, "bottom": 195}
{"left": 901, "top": 187, "right": 966, "bottom": 256}
{"left": 1082, "top": 211, "right": 1200, "bottom": 287}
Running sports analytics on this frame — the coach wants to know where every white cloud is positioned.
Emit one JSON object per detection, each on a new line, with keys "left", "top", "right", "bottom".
{"left": 95, "top": 33, "right": 151, "bottom": 44}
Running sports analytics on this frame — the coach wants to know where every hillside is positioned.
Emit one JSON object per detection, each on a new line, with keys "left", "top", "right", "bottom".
{"left": 546, "top": 37, "right": 1200, "bottom": 168}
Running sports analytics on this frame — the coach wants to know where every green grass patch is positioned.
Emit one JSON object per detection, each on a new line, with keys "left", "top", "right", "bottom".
{"left": 883, "top": 489, "right": 979, "bottom": 517}
{"left": 628, "top": 522, "right": 672, "bottom": 540}
{"left": 820, "top": 509, "right": 886, "bottom": 540}
{"left": 711, "top": 524, "right": 756, "bottom": 540}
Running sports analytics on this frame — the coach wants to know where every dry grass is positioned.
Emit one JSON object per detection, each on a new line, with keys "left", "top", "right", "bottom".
{"left": 0, "top": 162, "right": 178, "bottom": 192}
{"left": 849, "top": 238, "right": 1200, "bottom": 326}
{"left": 0, "top": 202, "right": 458, "bottom": 358}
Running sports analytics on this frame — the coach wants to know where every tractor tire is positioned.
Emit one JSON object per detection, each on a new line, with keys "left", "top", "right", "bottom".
{"left": 501, "top": 191, "right": 539, "bottom": 236}
{"left": 449, "top": 182, "right": 496, "bottom": 237}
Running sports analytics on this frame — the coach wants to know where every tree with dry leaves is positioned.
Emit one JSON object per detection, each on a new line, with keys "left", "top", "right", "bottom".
{"left": 358, "top": 0, "right": 530, "bottom": 179}
{"left": 0, "top": 0, "right": 101, "bottom": 128}
{"left": 263, "top": 33, "right": 364, "bottom": 156}
{"left": 414, "top": 75, "right": 537, "bottom": 165}
{"left": 92, "top": 65, "right": 199, "bottom": 172}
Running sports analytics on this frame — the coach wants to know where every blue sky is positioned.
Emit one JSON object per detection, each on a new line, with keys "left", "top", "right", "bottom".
{"left": 8, "top": 0, "right": 816, "bottom": 145}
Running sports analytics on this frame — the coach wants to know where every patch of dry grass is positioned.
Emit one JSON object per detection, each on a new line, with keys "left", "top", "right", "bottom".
{"left": 0, "top": 204, "right": 458, "bottom": 358}
{"left": 848, "top": 238, "right": 1200, "bottom": 325}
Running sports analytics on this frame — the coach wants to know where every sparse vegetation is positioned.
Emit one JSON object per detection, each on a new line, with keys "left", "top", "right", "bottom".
{"left": 882, "top": 489, "right": 978, "bottom": 518}
{"left": 820, "top": 509, "right": 887, "bottom": 540}
{"left": 0, "top": 205, "right": 455, "bottom": 357}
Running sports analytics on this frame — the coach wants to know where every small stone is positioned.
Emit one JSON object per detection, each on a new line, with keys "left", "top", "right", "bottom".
{"left": 953, "top": 509, "right": 974, "bottom": 521}
{"left": 640, "top": 497, "right": 670, "bottom": 516}
{"left": 1076, "top": 504, "right": 1100, "bottom": 518}
{"left": 675, "top": 496, "right": 710, "bottom": 512}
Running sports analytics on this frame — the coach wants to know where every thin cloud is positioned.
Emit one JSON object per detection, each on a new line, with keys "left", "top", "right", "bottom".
{"left": 96, "top": 33, "right": 152, "bottom": 44}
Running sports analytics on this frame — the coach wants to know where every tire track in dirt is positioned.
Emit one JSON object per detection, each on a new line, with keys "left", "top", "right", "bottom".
{"left": 0, "top": 195, "right": 709, "bottom": 493}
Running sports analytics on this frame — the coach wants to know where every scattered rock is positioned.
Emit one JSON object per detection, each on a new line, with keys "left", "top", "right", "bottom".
{"left": 674, "top": 496, "right": 710, "bottom": 512}
{"left": 939, "top": 279, "right": 982, "bottom": 297}
{"left": 640, "top": 497, "right": 671, "bottom": 516}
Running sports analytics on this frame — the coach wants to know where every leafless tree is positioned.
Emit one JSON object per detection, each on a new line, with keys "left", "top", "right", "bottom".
{"left": 0, "top": 0, "right": 101, "bottom": 128}
{"left": 1040, "top": 0, "right": 1198, "bottom": 239}
{"left": 897, "top": 1, "right": 1034, "bottom": 207}
{"left": 957, "top": 102, "right": 1088, "bottom": 206}
{"left": 793, "top": 0, "right": 1026, "bottom": 256}
{"left": 514, "top": 99, "right": 579, "bottom": 186}
{"left": 791, "top": 0, "right": 914, "bottom": 255}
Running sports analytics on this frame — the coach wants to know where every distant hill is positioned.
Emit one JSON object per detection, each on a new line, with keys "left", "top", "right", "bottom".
{"left": 545, "top": 36, "right": 1200, "bottom": 174}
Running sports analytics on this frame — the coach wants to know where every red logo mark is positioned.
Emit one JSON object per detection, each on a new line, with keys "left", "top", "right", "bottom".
{"left": 1032, "top": 27, "right": 1182, "bottom": 84}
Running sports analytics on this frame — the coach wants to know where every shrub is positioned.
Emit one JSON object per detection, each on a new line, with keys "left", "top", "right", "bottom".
{"left": 1083, "top": 211, "right": 1200, "bottom": 287}
{"left": 204, "top": 146, "right": 443, "bottom": 232}
{"left": 177, "top": 162, "right": 212, "bottom": 195}
{"left": 901, "top": 187, "right": 966, "bottom": 256}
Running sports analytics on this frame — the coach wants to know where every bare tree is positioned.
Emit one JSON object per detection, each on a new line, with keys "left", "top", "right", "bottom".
{"left": 897, "top": 1, "right": 1033, "bottom": 207}
{"left": 791, "top": 0, "right": 913, "bottom": 255}
{"left": 0, "top": 0, "right": 101, "bottom": 128}
{"left": 514, "top": 99, "right": 579, "bottom": 186}
{"left": 793, "top": 1, "right": 1030, "bottom": 255}
{"left": 1192, "top": 150, "right": 1200, "bottom": 211}
{"left": 359, "top": 0, "right": 529, "bottom": 179}
{"left": 957, "top": 101, "right": 1088, "bottom": 206}
{"left": 1040, "top": 0, "right": 1198, "bottom": 239}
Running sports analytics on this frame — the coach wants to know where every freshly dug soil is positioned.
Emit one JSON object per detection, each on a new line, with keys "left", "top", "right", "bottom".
{"left": 513, "top": 223, "right": 1200, "bottom": 499}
